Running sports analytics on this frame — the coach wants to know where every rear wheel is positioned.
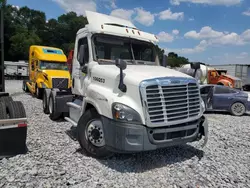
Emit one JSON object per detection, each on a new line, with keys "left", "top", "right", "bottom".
{"left": 0, "top": 102, "right": 7, "bottom": 119}
{"left": 0, "top": 96, "right": 13, "bottom": 105}
{"left": 49, "top": 90, "right": 61, "bottom": 120}
{"left": 77, "top": 108, "right": 113, "bottom": 159}
{"left": 6, "top": 101, "right": 26, "bottom": 118}
{"left": 230, "top": 102, "right": 246, "bottom": 116}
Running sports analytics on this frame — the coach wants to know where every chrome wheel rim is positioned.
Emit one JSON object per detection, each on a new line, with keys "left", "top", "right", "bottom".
{"left": 232, "top": 103, "right": 245, "bottom": 115}
{"left": 85, "top": 120, "right": 105, "bottom": 147}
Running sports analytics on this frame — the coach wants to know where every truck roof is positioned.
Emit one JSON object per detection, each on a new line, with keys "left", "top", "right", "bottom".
{"left": 29, "top": 45, "right": 67, "bottom": 62}
{"left": 77, "top": 11, "right": 158, "bottom": 43}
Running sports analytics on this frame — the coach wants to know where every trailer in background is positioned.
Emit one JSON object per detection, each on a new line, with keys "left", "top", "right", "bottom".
{"left": 1, "top": 1, "right": 28, "bottom": 158}
{"left": 4, "top": 61, "right": 29, "bottom": 79}
{"left": 212, "top": 64, "right": 250, "bottom": 90}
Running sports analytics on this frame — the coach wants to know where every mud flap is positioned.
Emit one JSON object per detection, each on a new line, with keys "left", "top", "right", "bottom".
{"left": 0, "top": 126, "right": 27, "bottom": 156}
{"left": 200, "top": 116, "right": 208, "bottom": 147}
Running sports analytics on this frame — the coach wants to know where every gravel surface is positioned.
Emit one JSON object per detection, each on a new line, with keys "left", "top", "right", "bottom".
{"left": 1, "top": 80, "right": 250, "bottom": 188}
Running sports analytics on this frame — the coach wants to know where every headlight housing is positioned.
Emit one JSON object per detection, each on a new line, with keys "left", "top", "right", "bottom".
{"left": 112, "top": 103, "right": 142, "bottom": 124}
{"left": 200, "top": 98, "right": 205, "bottom": 113}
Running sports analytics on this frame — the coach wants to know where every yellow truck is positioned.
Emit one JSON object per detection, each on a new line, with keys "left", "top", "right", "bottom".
{"left": 23, "top": 45, "right": 71, "bottom": 100}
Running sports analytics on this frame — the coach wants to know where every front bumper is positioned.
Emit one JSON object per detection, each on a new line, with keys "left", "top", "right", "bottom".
{"left": 101, "top": 116, "right": 208, "bottom": 153}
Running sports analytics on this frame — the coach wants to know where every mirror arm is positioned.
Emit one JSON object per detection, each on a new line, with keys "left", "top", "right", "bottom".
{"left": 118, "top": 68, "right": 127, "bottom": 92}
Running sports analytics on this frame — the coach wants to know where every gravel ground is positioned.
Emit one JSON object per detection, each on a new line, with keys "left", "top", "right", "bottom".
{"left": 1, "top": 80, "right": 250, "bottom": 188}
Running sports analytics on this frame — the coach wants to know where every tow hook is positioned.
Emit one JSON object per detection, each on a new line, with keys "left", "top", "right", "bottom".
{"left": 199, "top": 116, "right": 208, "bottom": 147}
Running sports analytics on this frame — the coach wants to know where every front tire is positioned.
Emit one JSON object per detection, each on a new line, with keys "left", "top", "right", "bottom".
{"left": 22, "top": 81, "right": 29, "bottom": 92}
{"left": 77, "top": 108, "right": 113, "bottom": 159}
{"left": 48, "top": 90, "right": 61, "bottom": 120}
{"left": 230, "top": 102, "right": 246, "bottom": 116}
{"left": 36, "top": 86, "right": 43, "bottom": 99}
{"left": 43, "top": 90, "right": 50, "bottom": 114}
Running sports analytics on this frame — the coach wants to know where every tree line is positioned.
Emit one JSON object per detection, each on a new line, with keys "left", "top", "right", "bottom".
{"left": 2, "top": 3, "right": 190, "bottom": 67}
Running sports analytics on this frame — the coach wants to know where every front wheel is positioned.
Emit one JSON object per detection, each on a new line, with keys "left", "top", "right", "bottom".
{"left": 43, "top": 90, "right": 50, "bottom": 114}
{"left": 230, "top": 102, "right": 246, "bottom": 116}
{"left": 48, "top": 91, "right": 61, "bottom": 120}
{"left": 77, "top": 108, "right": 113, "bottom": 159}
{"left": 22, "top": 81, "right": 29, "bottom": 92}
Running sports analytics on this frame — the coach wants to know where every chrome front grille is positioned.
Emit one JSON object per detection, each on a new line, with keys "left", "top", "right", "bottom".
{"left": 52, "top": 78, "right": 69, "bottom": 89}
{"left": 143, "top": 79, "right": 200, "bottom": 125}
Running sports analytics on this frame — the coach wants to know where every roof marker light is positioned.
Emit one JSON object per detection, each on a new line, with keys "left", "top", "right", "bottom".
{"left": 138, "top": 31, "right": 141, "bottom": 35}
{"left": 101, "top": 25, "right": 104, "bottom": 29}
{"left": 132, "top": 30, "right": 135, "bottom": 34}
{"left": 126, "top": 29, "right": 129, "bottom": 33}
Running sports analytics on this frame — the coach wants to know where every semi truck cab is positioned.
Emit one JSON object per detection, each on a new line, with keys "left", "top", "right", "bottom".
{"left": 44, "top": 11, "right": 208, "bottom": 158}
{"left": 24, "top": 46, "right": 71, "bottom": 99}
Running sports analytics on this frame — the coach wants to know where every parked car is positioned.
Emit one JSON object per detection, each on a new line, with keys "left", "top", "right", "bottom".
{"left": 200, "top": 84, "right": 250, "bottom": 116}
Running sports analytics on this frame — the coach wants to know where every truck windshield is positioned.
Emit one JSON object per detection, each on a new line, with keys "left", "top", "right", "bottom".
{"left": 40, "top": 61, "right": 68, "bottom": 71}
{"left": 92, "top": 34, "right": 158, "bottom": 65}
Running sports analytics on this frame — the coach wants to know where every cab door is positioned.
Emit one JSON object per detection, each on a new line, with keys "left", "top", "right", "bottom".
{"left": 200, "top": 85, "right": 214, "bottom": 110}
{"left": 212, "top": 86, "right": 236, "bottom": 110}
{"left": 71, "top": 33, "right": 89, "bottom": 96}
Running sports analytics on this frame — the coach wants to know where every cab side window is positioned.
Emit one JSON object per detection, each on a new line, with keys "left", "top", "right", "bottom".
{"left": 31, "top": 60, "right": 35, "bottom": 71}
{"left": 214, "top": 86, "right": 231, "bottom": 94}
{"left": 200, "top": 86, "right": 212, "bottom": 94}
{"left": 77, "top": 37, "right": 89, "bottom": 64}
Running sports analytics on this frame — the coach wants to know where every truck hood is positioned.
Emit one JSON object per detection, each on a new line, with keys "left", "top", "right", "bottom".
{"left": 92, "top": 65, "right": 194, "bottom": 86}
{"left": 42, "top": 70, "right": 70, "bottom": 78}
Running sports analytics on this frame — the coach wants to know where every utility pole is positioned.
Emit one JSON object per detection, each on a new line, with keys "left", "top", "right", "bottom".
{"left": 0, "top": 0, "right": 6, "bottom": 92}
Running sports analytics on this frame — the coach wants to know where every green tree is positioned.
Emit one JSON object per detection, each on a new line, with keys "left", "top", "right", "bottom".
{"left": 154, "top": 44, "right": 165, "bottom": 65}
{"left": 3, "top": 2, "right": 193, "bottom": 66}
{"left": 9, "top": 30, "right": 41, "bottom": 60}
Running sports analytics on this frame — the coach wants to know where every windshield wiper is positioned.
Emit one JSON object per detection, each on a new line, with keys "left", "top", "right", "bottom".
{"left": 97, "top": 59, "right": 115, "bottom": 63}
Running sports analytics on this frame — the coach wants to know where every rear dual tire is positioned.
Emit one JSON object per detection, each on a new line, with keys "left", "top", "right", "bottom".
{"left": 0, "top": 102, "right": 7, "bottom": 119}
{"left": 0, "top": 101, "right": 26, "bottom": 119}
{"left": 0, "top": 96, "right": 13, "bottom": 104}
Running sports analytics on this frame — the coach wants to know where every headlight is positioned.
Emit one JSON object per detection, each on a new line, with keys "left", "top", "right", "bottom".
{"left": 200, "top": 98, "right": 205, "bottom": 113}
{"left": 112, "top": 103, "right": 142, "bottom": 124}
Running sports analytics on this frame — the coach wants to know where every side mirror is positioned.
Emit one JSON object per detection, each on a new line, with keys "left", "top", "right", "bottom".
{"left": 115, "top": 59, "right": 127, "bottom": 92}
{"left": 115, "top": 59, "right": 127, "bottom": 70}
{"left": 79, "top": 44, "right": 86, "bottom": 66}
{"left": 191, "top": 62, "right": 200, "bottom": 70}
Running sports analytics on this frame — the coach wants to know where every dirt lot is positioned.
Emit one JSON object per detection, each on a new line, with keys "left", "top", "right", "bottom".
{"left": 1, "top": 80, "right": 250, "bottom": 188}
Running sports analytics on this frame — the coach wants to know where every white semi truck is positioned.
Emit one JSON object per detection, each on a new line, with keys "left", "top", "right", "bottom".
{"left": 43, "top": 11, "right": 208, "bottom": 158}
